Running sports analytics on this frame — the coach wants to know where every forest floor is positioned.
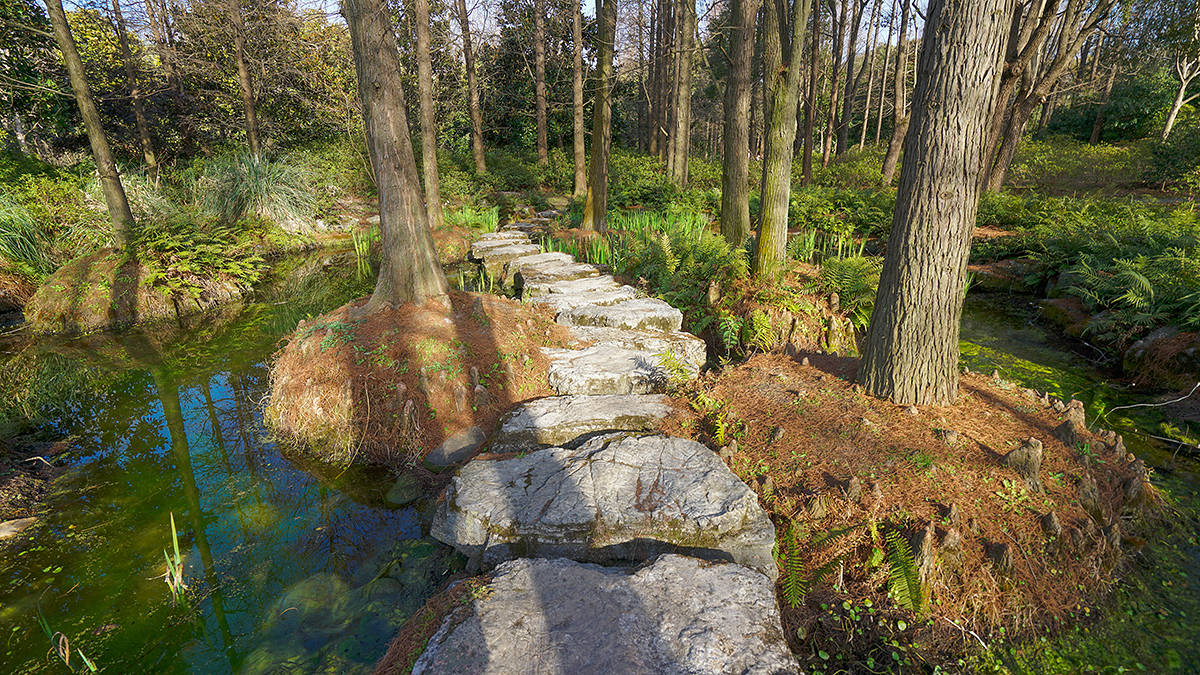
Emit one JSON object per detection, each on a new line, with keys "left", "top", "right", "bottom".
{"left": 657, "top": 351, "right": 1157, "bottom": 668}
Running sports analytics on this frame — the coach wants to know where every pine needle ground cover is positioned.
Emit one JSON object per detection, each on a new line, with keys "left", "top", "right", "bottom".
{"left": 658, "top": 352, "right": 1159, "bottom": 671}
{"left": 265, "top": 290, "right": 572, "bottom": 468}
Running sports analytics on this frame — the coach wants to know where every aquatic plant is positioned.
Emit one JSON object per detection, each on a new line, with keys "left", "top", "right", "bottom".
{"left": 163, "top": 512, "right": 188, "bottom": 605}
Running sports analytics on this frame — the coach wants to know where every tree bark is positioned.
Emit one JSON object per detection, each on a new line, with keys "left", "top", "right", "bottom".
{"left": 1088, "top": 63, "right": 1117, "bottom": 144}
{"left": 720, "top": 0, "right": 761, "bottom": 244}
{"left": 228, "top": 0, "right": 261, "bottom": 156}
{"left": 343, "top": 0, "right": 448, "bottom": 310}
{"left": 572, "top": 0, "right": 588, "bottom": 198}
{"left": 456, "top": 0, "right": 487, "bottom": 173}
{"left": 535, "top": 0, "right": 549, "bottom": 165}
{"left": 668, "top": 0, "right": 695, "bottom": 186}
{"left": 754, "top": 0, "right": 813, "bottom": 276}
{"left": 46, "top": 0, "right": 135, "bottom": 249}
{"left": 111, "top": 0, "right": 158, "bottom": 177}
{"left": 879, "top": 0, "right": 909, "bottom": 183}
{"left": 415, "top": 0, "right": 444, "bottom": 229}
{"left": 858, "top": 0, "right": 1011, "bottom": 406}
{"left": 582, "top": 0, "right": 617, "bottom": 232}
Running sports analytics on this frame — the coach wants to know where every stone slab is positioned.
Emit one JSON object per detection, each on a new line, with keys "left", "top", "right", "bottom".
{"left": 492, "top": 394, "right": 673, "bottom": 451}
{"left": 557, "top": 297, "right": 684, "bottom": 332}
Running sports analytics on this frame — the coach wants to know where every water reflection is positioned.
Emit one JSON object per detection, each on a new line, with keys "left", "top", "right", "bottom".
{"left": 0, "top": 253, "right": 462, "bottom": 674}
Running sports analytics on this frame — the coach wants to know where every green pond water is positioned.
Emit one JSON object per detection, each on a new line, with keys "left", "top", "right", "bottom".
{"left": 0, "top": 257, "right": 1196, "bottom": 673}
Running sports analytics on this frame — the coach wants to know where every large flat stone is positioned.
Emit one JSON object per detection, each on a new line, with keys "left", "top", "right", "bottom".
{"left": 567, "top": 326, "right": 707, "bottom": 375}
{"left": 492, "top": 394, "right": 672, "bottom": 451}
{"left": 516, "top": 261, "right": 605, "bottom": 288}
{"left": 411, "top": 555, "right": 796, "bottom": 675}
{"left": 521, "top": 275, "right": 624, "bottom": 298}
{"left": 557, "top": 297, "right": 683, "bottom": 331}
{"left": 543, "top": 345, "right": 668, "bottom": 395}
{"left": 528, "top": 285, "right": 639, "bottom": 315}
{"left": 425, "top": 426, "right": 487, "bottom": 468}
{"left": 0, "top": 517, "right": 37, "bottom": 540}
{"left": 479, "top": 244, "right": 544, "bottom": 277}
{"left": 469, "top": 237, "right": 530, "bottom": 260}
{"left": 501, "top": 252, "right": 576, "bottom": 284}
{"left": 431, "top": 432, "right": 777, "bottom": 577}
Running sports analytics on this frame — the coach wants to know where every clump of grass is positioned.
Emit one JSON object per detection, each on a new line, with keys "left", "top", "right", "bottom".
{"left": 0, "top": 195, "right": 56, "bottom": 278}
{"left": 162, "top": 511, "right": 188, "bottom": 605}
{"left": 444, "top": 204, "right": 499, "bottom": 232}
{"left": 198, "top": 153, "right": 317, "bottom": 232}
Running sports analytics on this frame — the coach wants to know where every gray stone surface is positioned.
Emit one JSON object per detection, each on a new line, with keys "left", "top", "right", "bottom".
{"left": 470, "top": 237, "right": 531, "bottom": 259}
{"left": 0, "top": 517, "right": 36, "bottom": 540}
{"left": 411, "top": 555, "right": 796, "bottom": 675}
{"left": 528, "top": 285, "right": 639, "bottom": 315}
{"left": 501, "top": 252, "right": 576, "bottom": 284}
{"left": 492, "top": 394, "right": 673, "bottom": 451}
{"left": 543, "top": 345, "right": 669, "bottom": 395}
{"left": 430, "top": 432, "right": 777, "bottom": 576}
{"left": 557, "top": 297, "right": 684, "bottom": 331}
{"left": 425, "top": 426, "right": 487, "bottom": 468}
{"left": 567, "top": 326, "right": 706, "bottom": 373}
{"left": 522, "top": 274, "right": 624, "bottom": 298}
{"left": 517, "top": 261, "right": 604, "bottom": 288}
{"left": 478, "top": 244, "right": 544, "bottom": 276}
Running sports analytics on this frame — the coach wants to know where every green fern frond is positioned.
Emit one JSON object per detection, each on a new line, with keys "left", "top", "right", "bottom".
{"left": 884, "top": 530, "right": 925, "bottom": 616}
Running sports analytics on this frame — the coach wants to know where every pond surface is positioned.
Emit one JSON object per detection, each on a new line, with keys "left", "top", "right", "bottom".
{"left": 0, "top": 260, "right": 1197, "bottom": 673}
{"left": 0, "top": 252, "right": 463, "bottom": 674}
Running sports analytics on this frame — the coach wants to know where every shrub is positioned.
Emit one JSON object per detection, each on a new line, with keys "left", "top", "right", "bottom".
{"left": 1147, "top": 114, "right": 1200, "bottom": 188}
{"left": 1009, "top": 136, "right": 1145, "bottom": 191}
{"left": 0, "top": 196, "right": 56, "bottom": 278}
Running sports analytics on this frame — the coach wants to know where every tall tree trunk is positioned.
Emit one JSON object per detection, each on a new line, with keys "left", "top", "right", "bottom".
{"left": 535, "top": 0, "right": 549, "bottom": 165}
{"left": 1088, "top": 63, "right": 1117, "bottom": 144}
{"left": 822, "top": 0, "right": 846, "bottom": 166}
{"left": 343, "top": 0, "right": 448, "bottom": 310}
{"left": 754, "top": 0, "right": 814, "bottom": 276}
{"left": 858, "top": 0, "right": 1010, "bottom": 405}
{"left": 720, "top": 0, "right": 761, "bottom": 244}
{"left": 668, "top": 0, "right": 695, "bottom": 186}
{"left": 649, "top": 0, "right": 661, "bottom": 156}
{"left": 858, "top": 0, "right": 882, "bottom": 148}
{"left": 802, "top": 0, "right": 821, "bottom": 184}
{"left": 415, "top": 0, "right": 444, "bottom": 229}
{"left": 837, "top": 0, "right": 866, "bottom": 154}
{"left": 874, "top": 0, "right": 895, "bottom": 144}
{"left": 46, "top": 0, "right": 135, "bottom": 249}
{"left": 582, "top": 0, "right": 617, "bottom": 232}
{"left": 228, "top": 0, "right": 261, "bottom": 156}
{"left": 111, "top": 0, "right": 157, "bottom": 177}
{"left": 573, "top": 0, "right": 588, "bottom": 198}
{"left": 456, "top": 0, "right": 486, "bottom": 173}
{"left": 879, "top": 0, "right": 909, "bottom": 183}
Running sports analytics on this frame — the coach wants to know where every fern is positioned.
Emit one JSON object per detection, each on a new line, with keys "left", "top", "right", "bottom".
{"left": 741, "top": 309, "right": 775, "bottom": 353}
{"left": 717, "top": 314, "right": 744, "bottom": 353}
{"left": 655, "top": 347, "right": 691, "bottom": 384}
{"left": 884, "top": 530, "right": 925, "bottom": 616}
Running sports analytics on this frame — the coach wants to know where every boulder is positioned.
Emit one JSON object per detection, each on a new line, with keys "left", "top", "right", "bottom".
{"left": 516, "top": 261, "right": 605, "bottom": 288}
{"left": 1038, "top": 297, "right": 1091, "bottom": 338}
{"left": 1123, "top": 326, "right": 1200, "bottom": 389}
{"left": 557, "top": 297, "right": 684, "bottom": 332}
{"left": 0, "top": 517, "right": 37, "bottom": 540}
{"left": 501, "top": 252, "right": 576, "bottom": 285}
{"left": 492, "top": 394, "right": 673, "bottom": 451}
{"left": 478, "top": 244, "right": 544, "bottom": 277}
{"left": 430, "top": 432, "right": 777, "bottom": 577}
{"left": 425, "top": 426, "right": 487, "bottom": 468}
{"left": 411, "top": 555, "right": 796, "bottom": 675}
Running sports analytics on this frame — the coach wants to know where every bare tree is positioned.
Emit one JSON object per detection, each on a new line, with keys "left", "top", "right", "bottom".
{"left": 535, "top": 0, "right": 549, "bottom": 165}
{"left": 415, "top": 0, "right": 444, "bottom": 229}
{"left": 858, "top": 0, "right": 883, "bottom": 148}
{"left": 45, "top": 0, "right": 135, "bottom": 248}
{"left": 227, "top": 0, "right": 261, "bottom": 156}
{"left": 456, "top": 0, "right": 487, "bottom": 173}
{"left": 754, "top": 0, "right": 814, "bottom": 275}
{"left": 802, "top": 0, "right": 821, "bottom": 184}
{"left": 667, "top": 0, "right": 695, "bottom": 186}
{"left": 1162, "top": 2, "right": 1200, "bottom": 141}
{"left": 110, "top": 0, "right": 157, "bottom": 177}
{"left": 879, "top": 0, "right": 909, "bottom": 183}
{"left": 858, "top": 0, "right": 1012, "bottom": 405}
{"left": 720, "top": 0, "right": 761, "bottom": 243}
{"left": 981, "top": 0, "right": 1116, "bottom": 191}
{"left": 343, "top": 0, "right": 448, "bottom": 310}
{"left": 572, "top": 0, "right": 587, "bottom": 197}
{"left": 836, "top": 0, "right": 868, "bottom": 154}
{"left": 874, "top": 0, "right": 896, "bottom": 144}
{"left": 582, "top": 0, "right": 617, "bottom": 232}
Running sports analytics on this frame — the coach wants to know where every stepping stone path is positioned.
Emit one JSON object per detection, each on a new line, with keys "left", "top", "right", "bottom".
{"left": 421, "top": 209, "right": 796, "bottom": 673}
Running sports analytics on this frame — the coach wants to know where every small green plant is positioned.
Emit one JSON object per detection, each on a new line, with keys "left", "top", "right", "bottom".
{"left": 778, "top": 522, "right": 864, "bottom": 608}
{"left": 656, "top": 347, "right": 692, "bottom": 385}
{"left": 163, "top": 511, "right": 188, "bottom": 605}
{"left": 993, "top": 478, "right": 1031, "bottom": 513}
{"left": 36, "top": 607, "right": 97, "bottom": 673}
{"left": 884, "top": 529, "right": 925, "bottom": 616}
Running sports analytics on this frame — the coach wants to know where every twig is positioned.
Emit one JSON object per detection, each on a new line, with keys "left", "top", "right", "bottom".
{"left": 940, "top": 616, "right": 988, "bottom": 650}
{"left": 1105, "top": 382, "right": 1200, "bottom": 415}
{"left": 23, "top": 456, "right": 52, "bottom": 467}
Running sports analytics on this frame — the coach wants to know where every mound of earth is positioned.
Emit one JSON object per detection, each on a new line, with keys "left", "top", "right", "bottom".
{"left": 265, "top": 290, "right": 573, "bottom": 468}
